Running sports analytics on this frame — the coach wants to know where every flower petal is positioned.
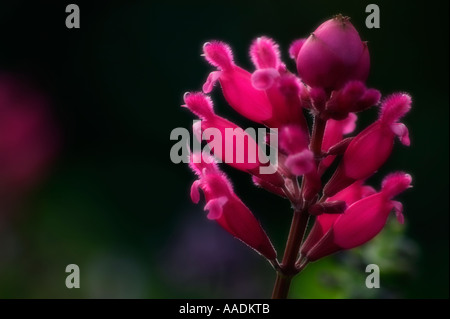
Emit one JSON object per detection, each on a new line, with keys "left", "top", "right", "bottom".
{"left": 205, "top": 196, "right": 228, "bottom": 220}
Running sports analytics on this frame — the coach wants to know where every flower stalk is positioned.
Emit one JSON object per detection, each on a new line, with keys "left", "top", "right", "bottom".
{"left": 272, "top": 208, "right": 309, "bottom": 299}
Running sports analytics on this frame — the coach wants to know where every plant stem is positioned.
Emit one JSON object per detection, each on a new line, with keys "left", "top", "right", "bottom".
{"left": 271, "top": 209, "right": 309, "bottom": 299}
{"left": 281, "top": 209, "right": 309, "bottom": 270}
{"left": 271, "top": 115, "right": 327, "bottom": 299}
{"left": 311, "top": 117, "right": 326, "bottom": 157}
{"left": 271, "top": 272, "right": 292, "bottom": 299}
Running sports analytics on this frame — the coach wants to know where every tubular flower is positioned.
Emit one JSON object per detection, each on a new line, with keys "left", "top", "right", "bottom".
{"left": 249, "top": 37, "right": 308, "bottom": 130}
{"left": 323, "top": 93, "right": 411, "bottom": 197}
{"left": 301, "top": 180, "right": 376, "bottom": 256}
{"left": 319, "top": 112, "right": 357, "bottom": 173}
{"left": 183, "top": 92, "right": 284, "bottom": 187}
{"left": 189, "top": 153, "right": 277, "bottom": 261}
{"left": 303, "top": 172, "right": 412, "bottom": 261}
{"left": 202, "top": 41, "right": 273, "bottom": 125}
{"left": 279, "top": 124, "right": 321, "bottom": 200}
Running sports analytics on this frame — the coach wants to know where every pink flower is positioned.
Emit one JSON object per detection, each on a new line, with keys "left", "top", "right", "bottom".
{"left": 182, "top": 92, "right": 284, "bottom": 187}
{"left": 249, "top": 37, "right": 308, "bottom": 129}
{"left": 296, "top": 15, "right": 370, "bottom": 91}
{"left": 288, "top": 39, "right": 307, "bottom": 61}
{"left": 203, "top": 39, "right": 309, "bottom": 130}
{"left": 202, "top": 41, "right": 273, "bottom": 125}
{"left": 279, "top": 124, "right": 320, "bottom": 200}
{"left": 279, "top": 125, "right": 312, "bottom": 175}
{"left": 324, "top": 93, "right": 412, "bottom": 197}
{"left": 319, "top": 112, "right": 357, "bottom": 173}
{"left": 189, "top": 153, "right": 277, "bottom": 261}
{"left": 303, "top": 172, "right": 412, "bottom": 261}
{"left": 301, "top": 181, "right": 375, "bottom": 256}
{"left": 324, "top": 81, "right": 381, "bottom": 119}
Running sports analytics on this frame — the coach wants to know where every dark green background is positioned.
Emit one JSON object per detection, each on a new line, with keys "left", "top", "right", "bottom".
{"left": 0, "top": 0, "right": 448, "bottom": 298}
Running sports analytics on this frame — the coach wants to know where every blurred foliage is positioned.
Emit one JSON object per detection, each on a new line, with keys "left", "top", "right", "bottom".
{"left": 291, "top": 218, "right": 418, "bottom": 298}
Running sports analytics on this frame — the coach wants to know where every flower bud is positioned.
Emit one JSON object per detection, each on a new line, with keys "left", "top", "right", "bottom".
{"left": 296, "top": 15, "right": 370, "bottom": 91}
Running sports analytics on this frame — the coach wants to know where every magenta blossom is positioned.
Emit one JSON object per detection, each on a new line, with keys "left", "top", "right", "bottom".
{"left": 180, "top": 14, "right": 412, "bottom": 299}
{"left": 303, "top": 172, "right": 412, "bottom": 261}
{"left": 189, "top": 153, "right": 277, "bottom": 261}
{"left": 202, "top": 41, "right": 274, "bottom": 125}
{"left": 323, "top": 93, "right": 411, "bottom": 197}
{"left": 183, "top": 91, "right": 284, "bottom": 187}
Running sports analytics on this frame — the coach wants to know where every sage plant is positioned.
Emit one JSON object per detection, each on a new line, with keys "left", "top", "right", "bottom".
{"left": 181, "top": 15, "right": 412, "bottom": 298}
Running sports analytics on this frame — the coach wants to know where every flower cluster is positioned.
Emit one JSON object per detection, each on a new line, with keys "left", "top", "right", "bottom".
{"left": 181, "top": 15, "right": 412, "bottom": 291}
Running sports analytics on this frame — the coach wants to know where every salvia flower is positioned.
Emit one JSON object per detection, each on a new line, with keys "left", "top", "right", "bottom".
{"left": 324, "top": 93, "right": 411, "bottom": 197}
{"left": 183, "top": 92, "right": 284, "bottom": 187}
{"left": 300, "top": 180, "right": 376, "bottom": 257}
{"left": 189, "top": 153, "right": 277, "bottom": 261}
{"left": 202, "top": 41, "right": 273, "bottom": 125}
{"left": 303, "top": 172, "right": 412, "bottom": 261}
{"left": 324, "top": 80, "right": 381, "bottom": 119}
{"left": 319, "top": 112, "right": 357, "bottom": 173}
{"left": 180, "top": 14, "right": 413, "bottom": 299}
{"left": 249, "top": 37, "right": 308, "bottom": 129}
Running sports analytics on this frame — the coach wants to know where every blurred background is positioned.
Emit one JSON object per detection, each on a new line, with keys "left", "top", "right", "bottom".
{"left": 0, "top": 0, "right": 448, "bottom": 298}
